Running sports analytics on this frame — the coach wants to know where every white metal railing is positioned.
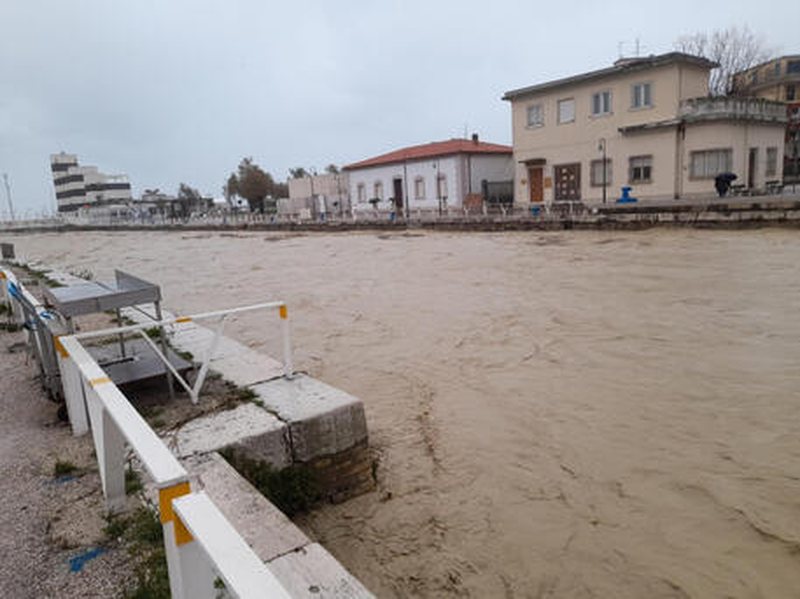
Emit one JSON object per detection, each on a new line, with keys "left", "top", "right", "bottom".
{"left": 70, "top": 300, "right": 293, "bottom": 404}
{"left": 2, "top": 267, "right": 292, "bottom": 598}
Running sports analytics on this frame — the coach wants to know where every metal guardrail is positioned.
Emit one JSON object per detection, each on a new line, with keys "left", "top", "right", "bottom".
{"left": 2, "top": 266, "right": 292, "bottom": 598}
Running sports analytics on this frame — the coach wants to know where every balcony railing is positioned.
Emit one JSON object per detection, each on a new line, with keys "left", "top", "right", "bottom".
{"left": 680, "top": 97, "right": 787, "bottom": 123}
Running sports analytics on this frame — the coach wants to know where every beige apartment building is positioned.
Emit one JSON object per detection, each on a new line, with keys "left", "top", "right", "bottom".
{"left": 733, "top": 55, "right": 800, "bottom": 182}
{"left": 503, "top": 52, "right": 787, "bottom": 205}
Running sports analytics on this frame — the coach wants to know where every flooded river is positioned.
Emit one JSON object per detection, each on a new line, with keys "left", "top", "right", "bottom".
{"left": 10, "top": 229, "right": 800, "bottom": 598}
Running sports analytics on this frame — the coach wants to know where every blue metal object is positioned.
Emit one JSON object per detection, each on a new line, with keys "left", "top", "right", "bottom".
{"left": 617, "top": 186, "right": 638, "bottom": 203}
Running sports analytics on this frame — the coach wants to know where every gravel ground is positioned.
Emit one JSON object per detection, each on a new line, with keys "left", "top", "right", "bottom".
{"left": 0, "top": 327, "right": 134, "bottom": 598}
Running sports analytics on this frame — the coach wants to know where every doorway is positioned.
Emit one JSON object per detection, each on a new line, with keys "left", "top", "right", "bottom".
{"left": 528, "top": 167, "right": 544, "bottom": 203}
{"left": 748, "top": 148, "right": 758, "bottom": 189}
{"left": 393, "top": 178, "right": 404, "bottom": 212}
{"left": 554, "top": 163, "right": 581, "bottom": 201}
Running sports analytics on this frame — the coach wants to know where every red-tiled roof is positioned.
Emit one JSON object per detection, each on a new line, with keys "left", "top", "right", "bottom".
{"left": 343, "top": 138, "right": 512, "bottom": 170}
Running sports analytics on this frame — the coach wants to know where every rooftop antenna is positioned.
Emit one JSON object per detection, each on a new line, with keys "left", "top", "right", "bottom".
{"left": 635, "top": 38, "right": 641, "bottom": 57}
{"left": 2, "top": 173, "right": 15, "bottom": 222}
{"left": 463, "top": 123, "right": 468, "bottom": 139}
{"left": 617, "top": 41, "right": 624, "bottom": 58}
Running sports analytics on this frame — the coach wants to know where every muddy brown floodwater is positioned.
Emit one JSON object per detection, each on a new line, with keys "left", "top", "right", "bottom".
{"left": 9, "top": 229, "right": 800, "bottom": 598}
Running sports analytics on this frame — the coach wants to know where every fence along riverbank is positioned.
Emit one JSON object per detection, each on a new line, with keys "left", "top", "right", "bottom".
{"left": 0, "top": 264, "right": 373, "bottom": 598}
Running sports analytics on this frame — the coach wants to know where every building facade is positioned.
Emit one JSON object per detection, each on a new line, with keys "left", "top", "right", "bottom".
{"left": 50, "top": 152, "right": 132, "bottom": 213}
{"left": 343, "top": 137, "right": 513, "bottom": 213}
{"left": 733, "top": 55, "right": 800, "bottom": 182}
{"left": 286, "top": 172, "right": 350, "bottom": 216}
{"left": 503, "top": 53, "right": 787, "bottom": 206}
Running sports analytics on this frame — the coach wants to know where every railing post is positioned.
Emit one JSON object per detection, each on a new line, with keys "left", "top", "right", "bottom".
{"left": 54, "top": 339, "right": 90, "bottom": 435}
{"left": 160, "top": 482, "right": 217, "bottom": 599}
{"left": 84, "top": 379, "right": 125, "bottom": 511}
{"left": 279, "top": 304, "right": 293, "bottom": 379}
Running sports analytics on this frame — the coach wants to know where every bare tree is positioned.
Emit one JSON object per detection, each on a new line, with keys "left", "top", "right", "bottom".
{"left": 674, "top": 26, "right": 773, "bottom": 96}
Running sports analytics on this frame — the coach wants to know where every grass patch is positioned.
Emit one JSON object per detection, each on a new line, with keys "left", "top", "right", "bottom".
{"left": 219, "top": 448, "right": 320, "bottom": 516}
{"left": 143, "top": 326, "right": 164, "bottom": 340}
{"left": 14, "top": 262, "right": 64, "bottom": 288}
{"left": 125, "top": 467, "right": 143, "bottom": 495}
{"left": 53, "top": 459, "right": 79, "bottom": 477}
{"left": 0, "top": 322, "right": 21, "bottom": 333}
{"left": 0, "top": 303, "right": 10, "bottom": 316}
{"left": 104, "top": 507, "right": 170, "bottom": 599}
{"left": 69, "top": 267, "right": 94, "bottom": 280}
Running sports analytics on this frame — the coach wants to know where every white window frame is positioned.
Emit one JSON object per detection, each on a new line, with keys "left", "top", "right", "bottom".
{"left": 414, "top": 177, "right": 426, "bottom": 200}
{"left": 557, "top": 98, "right": 575, "bottom": 124}
{"left": 357, "top": 183, "right": 366, "bottom": 203}
{"left": 526, "top": 103, "right": 544, "bottom": 127}
{"left": 631, "top": 82, "right": 653, "bottom": 109}
{"left": 689, "top": 149, "right": 732, "bottom": 180}
{"left": 374, "top": 181, "right": 383, "bottom": 200}
{"left": 590, "top": 159, "right": 612, "bottom": 187}
{"left": 766, "top": 147, "right": 778, "bottom": 177}
{"left": 591, "top": 90, "right": 612, "bottom": 116}
{"left": 629, "top": 155, "right": 653, "bottom": 184}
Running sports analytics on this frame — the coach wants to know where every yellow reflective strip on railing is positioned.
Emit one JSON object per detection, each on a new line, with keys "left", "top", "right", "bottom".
{"left": 159, "top": 481, "right": 194, "bottom": 546}
{"left": 89, "top": 377, "right": 112, "bottom": 387}
{"left": 175, "top": 316, "right": 192, "bottom": 323}
{"left": 279, "top": 305, "right": 288, "bottom": 320}
{"left": 0, "top": 271, "right": 6, "bottom": 280}
{"left": 54, "top": 336, "right": 69, "bottom": 358}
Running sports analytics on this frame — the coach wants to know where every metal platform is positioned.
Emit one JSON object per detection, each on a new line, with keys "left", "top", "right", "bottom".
{"left": 43, "top": 270, "right": 161, "bottom": 318}
{"left": 86, "top": 338, "right": 192, "bottom": 388}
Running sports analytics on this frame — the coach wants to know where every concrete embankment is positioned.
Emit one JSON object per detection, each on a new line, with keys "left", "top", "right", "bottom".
{"left": 3, "top": 196, "right": 800, "bottom": 233}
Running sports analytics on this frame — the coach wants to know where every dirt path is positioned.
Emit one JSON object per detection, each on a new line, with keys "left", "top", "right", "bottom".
{"left": 0, "top": 327, "right": 132, "bottom": 598}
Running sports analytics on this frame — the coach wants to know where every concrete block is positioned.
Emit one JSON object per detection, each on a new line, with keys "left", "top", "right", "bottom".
{"left": 190, "top": 452, "right": 309, "bottom": 562}
{"left": 250, "top": 375, "right": 368, "bottom": 462}
{"left": 211, "top": 351, "right": 284, "bottom": 387}
{"left": 267, "top": 543, "right": 374, "bottom": 598}
{"left": 171, "top": 403, "right": 291, "bottom": 469}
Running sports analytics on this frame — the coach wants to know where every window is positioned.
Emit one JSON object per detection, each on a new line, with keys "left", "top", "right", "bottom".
{"left": 629, "top": 155, "right": 653, "bottom": 183}
{"left": 526, "top": 104, "right": 544, "bottom": 127}
{"left": 787, "top": 84, "right": 796, "bottom": 102}
{"left": 357, "top": 183, "right": 366, "bottom": 203}
{"left": 766, "top": 147, "right": 778, "bottom": 177}
{"left": 690, "top": 149, "right": 732, "bottom": 179}
{"left": 787, "top": 60, "right": 800, "bottom": 74}
{"left": 591, "top": 91, "right": 612, "bottom": 116}
{"left": 631, "top": 82, "right": 652, "bottom": 109}
{"left": 414, "top": 177, "right": 426, "bottom": 199}
{"left": 590, "top": 159, "right": 612, "bottom": 186}
{"left": 374, "top": 181, "right": 383, "bottom": 200}
{"left": 436, "top": 174, "right": 448, "bottom": 199}
{"left": 557, "top": 98, "right": 575, "bottom": 124}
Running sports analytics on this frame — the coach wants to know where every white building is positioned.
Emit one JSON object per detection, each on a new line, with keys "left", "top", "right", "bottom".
{"left": 286, "top": 172, "right": 350, "bottom": 217}
{"left": 343, "top": 136, "right": 513, "bottom": 213}
{"left": 50, "top": 152, "right": 133, "bottom": 213}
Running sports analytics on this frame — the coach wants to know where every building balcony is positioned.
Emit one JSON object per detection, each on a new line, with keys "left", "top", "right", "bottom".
{"left": 679, "top": 97, "right": 787, "bottom": 124}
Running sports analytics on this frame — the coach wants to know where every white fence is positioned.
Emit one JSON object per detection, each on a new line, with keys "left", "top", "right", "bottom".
{"left": 2, "top": 266, "right": 292, "bottom": 599}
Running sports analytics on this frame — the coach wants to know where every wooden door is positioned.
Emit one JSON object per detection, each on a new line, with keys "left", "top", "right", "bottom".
{"left": 554, "top": 163, "right": 581, "bottom": 201}
{"left": 393, "top": 178, "right": 404, "bottom": 211}
{"left": 528, "top": 167, "right": 544, "bottom": 203}
{"left": 748, "top": 148, "right": 758, "bottom": 189}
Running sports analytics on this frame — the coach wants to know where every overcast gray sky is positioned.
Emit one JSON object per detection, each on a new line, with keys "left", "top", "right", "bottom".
{"left": 1, "top": 0, "right": 797, "bottom": 216}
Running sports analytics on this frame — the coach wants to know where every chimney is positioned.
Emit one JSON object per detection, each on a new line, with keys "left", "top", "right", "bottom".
{"left": 471, "top": 133, "right": 479, "bottom": 144}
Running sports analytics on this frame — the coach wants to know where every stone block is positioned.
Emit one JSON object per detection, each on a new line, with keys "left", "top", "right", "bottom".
{"left": 171, "top": 402, "right": 291, "bottom": 469}
{"left": 267, "top": 543, "right": 374, "bottom": 598}
{"left": 211, "top": 351, "right": 284, "bottom": 387}
{"left": 190, "top": 452, "right": 309, "bottom": 562}
{"left": 250, "top": 375, "right": 368, "bottom": 462}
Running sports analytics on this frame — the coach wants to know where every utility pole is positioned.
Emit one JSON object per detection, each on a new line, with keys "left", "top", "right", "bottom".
{"left": 598, "top": 139, "right": 607, "bottom": 204}
{"left": 2, "top": 173, "right": 15, "bottom": 221}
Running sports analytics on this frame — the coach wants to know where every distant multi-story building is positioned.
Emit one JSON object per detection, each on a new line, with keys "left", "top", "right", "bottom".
{"left": 503, "top": 52, "right": 787, "bottom": 205}
{"left": 733, "top": 55, "right": 800, "bottom": 183}
{"left": 50, "top": 152, "right": 133, "bottom": 213}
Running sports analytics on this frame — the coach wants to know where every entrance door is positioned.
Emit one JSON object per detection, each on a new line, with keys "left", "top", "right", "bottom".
{"left": 528, "top": 167, "right": 544, "bottom": 203}
{"left": 554, "top": 163, "right": 581, "bottom": 201}
{"left": 393, "top": 178, "right": 404, "bottom": 211}
{"left": 748, "top": 148, "right": 758, "bottom": 189}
